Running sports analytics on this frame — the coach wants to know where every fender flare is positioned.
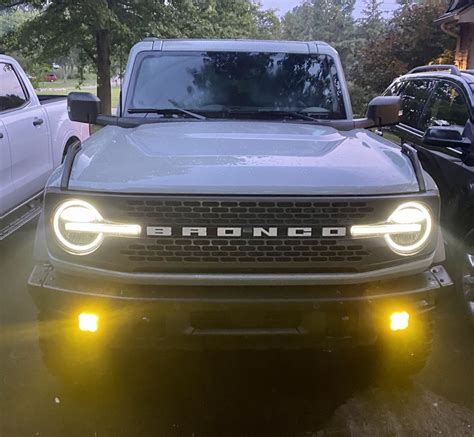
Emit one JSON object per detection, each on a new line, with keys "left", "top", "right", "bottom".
{"left": 61, "top": 135, "right": 80, "bottom": 162}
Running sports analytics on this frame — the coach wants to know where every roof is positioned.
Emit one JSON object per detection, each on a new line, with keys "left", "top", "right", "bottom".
{"left": 399, "top": 64, "right": 474, "bottom": 83}
{"left": 447, "top": 0, "right": 473, "bottom": 13}
{"left": 139, "top": 38, "right": 336, "bottom": 56}
{"left": 402, "top": 70, "right": 474, "bottom": 83}
{"left": 436, "top": 0, "right": 474, "bottom": 23}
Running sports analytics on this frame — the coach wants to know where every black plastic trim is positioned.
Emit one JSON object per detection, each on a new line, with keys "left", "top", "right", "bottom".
{"left": 60, "top": 140, "right": 82, "bottom": 190}
{"left": 408, "top": 65, "right": 461, "bottom": 76}
{"left": 401, "top": 143, "right": 426, "bottom": 192}
{"left": 29, "top": 263, "right": 446, "bottom": 301}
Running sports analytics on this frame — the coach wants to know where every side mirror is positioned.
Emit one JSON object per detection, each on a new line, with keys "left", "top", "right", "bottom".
{"left": 422, "top": 126, "right": 472, "bottom": 149}
{"left": 366, "top": 96, "right": 401, "bottom": 127}
{"left": 67, "top": 92, "right": 101, "bottom": 124}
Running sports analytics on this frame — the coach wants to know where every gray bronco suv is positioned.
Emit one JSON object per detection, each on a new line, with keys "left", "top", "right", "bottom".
{"left": 29, "top": 39, "right": 452, "bottom": 379}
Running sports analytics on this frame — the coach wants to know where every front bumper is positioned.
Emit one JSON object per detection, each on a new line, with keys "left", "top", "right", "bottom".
{"left": 463, "top": 252, "right": 474, "bottom": 324}
{"left": 28, "top": 264, "right": 452, "bottom": 350}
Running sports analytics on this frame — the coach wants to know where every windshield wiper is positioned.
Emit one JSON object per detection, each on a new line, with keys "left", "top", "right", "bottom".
{"left": 128, "top": 104, "right": 207, "bottom": 120}
{"left": 167, "top": 99, "right": 207, "bottom": 120}
{"left": 256, "top": 110, "right": 322, "bottom": 121}
{"left": 222, "top": 109, "right": 321, "bottom": 122}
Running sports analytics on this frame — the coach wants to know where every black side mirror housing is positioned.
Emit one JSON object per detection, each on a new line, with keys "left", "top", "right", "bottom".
{"left": 67, "top": 92, "right": 101, "bottom": 124}
{"left": 422, "top": 126, "right": 472, "bottom": 149}
{"left": 366, "top": 96, "right": 401, "bottom": 127}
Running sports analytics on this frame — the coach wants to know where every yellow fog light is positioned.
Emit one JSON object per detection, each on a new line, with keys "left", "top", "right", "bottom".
{"left": 78, "top": 313, "right": 99, "bottom": 332}
{"left": 390, "top": 311, "right": 409, "bottom": 331}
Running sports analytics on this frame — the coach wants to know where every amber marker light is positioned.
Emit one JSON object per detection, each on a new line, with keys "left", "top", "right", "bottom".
{"left": 390, "top": 311, "right": 410, "bottom": 331}
{"left": 78, "top": 313, "right": 99, "bottom": 333}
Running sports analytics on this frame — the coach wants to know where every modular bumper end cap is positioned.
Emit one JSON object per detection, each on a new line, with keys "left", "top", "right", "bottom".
{"left": 429, "top": 265, "right": 453, "bottom": 288}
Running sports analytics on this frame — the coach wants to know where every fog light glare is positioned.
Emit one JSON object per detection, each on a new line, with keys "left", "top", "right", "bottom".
{"left": 390, "top": 311, "right": 409, "bottom": 331}
{"left": 78, "top": 313, "right": 99, "bottom": 332}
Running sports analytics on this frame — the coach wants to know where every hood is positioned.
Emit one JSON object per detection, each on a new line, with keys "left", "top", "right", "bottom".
{"left": 64, "top": 121, "right": 420, "bottom": 195}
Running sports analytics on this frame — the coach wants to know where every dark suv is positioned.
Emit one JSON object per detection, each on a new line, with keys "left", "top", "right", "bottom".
{"left": 385, "top": 65, "right": 474, "bottom": 323}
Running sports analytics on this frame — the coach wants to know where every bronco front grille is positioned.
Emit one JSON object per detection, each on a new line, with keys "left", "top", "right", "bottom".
{"left": 123, "top": 238, "right": 369, "bottom": 265}
{"left": 46, "top": 194, "right": 438, "bottom": 274}
{"left": 110, "top": 197, "right": 396, "bottom": 273}
{"left": 120, "top": 200, "right": 373, "bottom": 266}
{"left": 124, "top": 199, "right": 375, "bottom": 225}
{"left": 120, "top": 199, "right": 374, "bottom": 269}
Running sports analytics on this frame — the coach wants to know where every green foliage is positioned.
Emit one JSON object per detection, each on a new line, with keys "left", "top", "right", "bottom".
{"left": 0, "top": 8, "right": 36, "bottom": 53}
{"left": 0, "top": 9, "right": 33, "bottom": 36}
{"left": 0, "top": 0, "right": 455, "bottom": 117}
{"left": 282, "top": 0, "right": 455, "bottom": 115}
{"left": 0, "top": 0, "right": 279, "bottom": 112}
{"left": 349, "top": 0, "right": 453, "bottom": 115}
{"left": 389, "top": 0, "right": 454, "bottom": 72}
{"left": 282, "top": 0, "right": 357, "bottom": 67}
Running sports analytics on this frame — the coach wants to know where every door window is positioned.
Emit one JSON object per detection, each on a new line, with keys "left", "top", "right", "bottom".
{"left": 399, "top": 79, "right": 434, "bottom": 129}
{"left": 0, "top": 63, "right": 28, "bottom": 112}
{"left": 384, "top": 79, "right": 404, "bottom": 97}
{"left": 419, "top": 81, "right": 470, "bottom": 131}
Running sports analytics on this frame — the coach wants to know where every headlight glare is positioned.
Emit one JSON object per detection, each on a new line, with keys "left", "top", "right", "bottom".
{"left": 351, "top": 201, "right": 433, "bottom": 256}
{"left": 385, "top": 202, "right": 432, "bottom": 255}
{"left": 52, "top": 199, "right": 141, "bottom": 255}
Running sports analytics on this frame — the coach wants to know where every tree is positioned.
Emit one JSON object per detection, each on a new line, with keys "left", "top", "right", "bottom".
{"left": 280, "top": 0, "right": 455, "bottom": 116}
{"left": 389, "top": 0, "right": 454, "bottom": 72}
{"left": 281, "top": 0, "right": 357, "bottom": 68}
{"left": 1, "top": 0, "right": 278, "bottom": 114}
{"left": 0, "top": 6, "right": 36, "bottom": 53}
{"left": 348, "top": 0, "right": 389, "bottom": 113}
{"left": 349, "top": 0, "right": 454, "bottom": 114}
{"left": 354, "top": 0, "right": 453, "bottom": 93}
{"left": 358, "top": 0, "right": 385, "bottom": 39}
{"left": 1, "top": 0, "right": 150, "bottom": 113}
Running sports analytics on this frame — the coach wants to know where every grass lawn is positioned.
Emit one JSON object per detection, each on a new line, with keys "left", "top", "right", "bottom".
{"left": 36, "top": 78, "right": 97, "bottom": 89}
{"left": 36, "top": 84, "right": 121, "bottom": 110}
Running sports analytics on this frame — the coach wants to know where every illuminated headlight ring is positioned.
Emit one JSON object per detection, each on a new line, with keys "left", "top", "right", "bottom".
{"left": 351, "top": 202, "right": 433, "bottom": 256}
{"left": 385, "top": 202, "right": 432, "bottom": 256}
{"left": 52, "top": 199, "right": 141, "bottom": 255}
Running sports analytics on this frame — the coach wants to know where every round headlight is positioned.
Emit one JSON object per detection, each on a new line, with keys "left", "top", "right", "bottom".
{"left": 385, "top": 202, "right": 432, "bottom": 256}
{"left": 52, "top": 199, "right": 104, "bottom": 255}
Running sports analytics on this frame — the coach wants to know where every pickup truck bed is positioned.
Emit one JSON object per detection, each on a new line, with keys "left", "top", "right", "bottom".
{"left": 37, "top": 95, "right": 68, "bottom": 104}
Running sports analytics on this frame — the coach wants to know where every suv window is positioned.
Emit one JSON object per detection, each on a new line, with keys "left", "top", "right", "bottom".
{"left": 419, "top": 81, "right": 470, "bottom": 131}
{"left": 0, "top": 63, "right": 28, "bottom": 112}
{"left": 399, "top": 79, "right": 434, "bottom": 129}
{"left": 384, "top": 79, "right": 404, "bottom": 97}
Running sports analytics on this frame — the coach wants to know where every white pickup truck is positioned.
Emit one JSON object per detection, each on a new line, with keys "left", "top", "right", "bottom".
{"left": 0, "top": 55, "right": 89, "bottom": 239}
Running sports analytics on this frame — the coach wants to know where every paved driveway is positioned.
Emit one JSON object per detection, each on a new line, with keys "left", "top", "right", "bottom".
{"left": 1, "top": 221, "right": 473, "bottom": 436}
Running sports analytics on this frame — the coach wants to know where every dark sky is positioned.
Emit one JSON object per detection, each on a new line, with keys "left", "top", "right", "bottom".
{"left": 260, "top": 0, "right": 400, "bottom": 17}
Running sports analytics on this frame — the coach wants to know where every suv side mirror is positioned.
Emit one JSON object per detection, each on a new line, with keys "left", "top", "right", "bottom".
{"left": 67, "top": 92, "right": 101, "bottom": 124}
{"left": 422, "top": 126, "right": 472, "bottom": 149}
{"left": 366, "top": 96, "right": 401, "bottom": 127}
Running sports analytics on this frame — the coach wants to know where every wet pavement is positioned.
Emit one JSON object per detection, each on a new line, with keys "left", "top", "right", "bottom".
{"left": 1, "top": 221, "right": 473, "bottom": 436}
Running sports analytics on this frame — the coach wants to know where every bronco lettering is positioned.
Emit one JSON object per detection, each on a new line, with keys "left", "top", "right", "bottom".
{"left": 145, "top": 226, "right": 348, "bottom": 237}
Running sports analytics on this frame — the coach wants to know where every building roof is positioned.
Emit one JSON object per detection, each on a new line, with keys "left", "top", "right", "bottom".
{"left": 436, "top": 0, "right": 474, "bottom": 23}
{"left": 447, "top": 0, "right": 473, "bottom": 13}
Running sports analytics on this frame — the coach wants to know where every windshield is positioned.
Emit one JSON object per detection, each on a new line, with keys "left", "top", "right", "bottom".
{"left": 126, "top": 51, "right": 347, "bottom": 119}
